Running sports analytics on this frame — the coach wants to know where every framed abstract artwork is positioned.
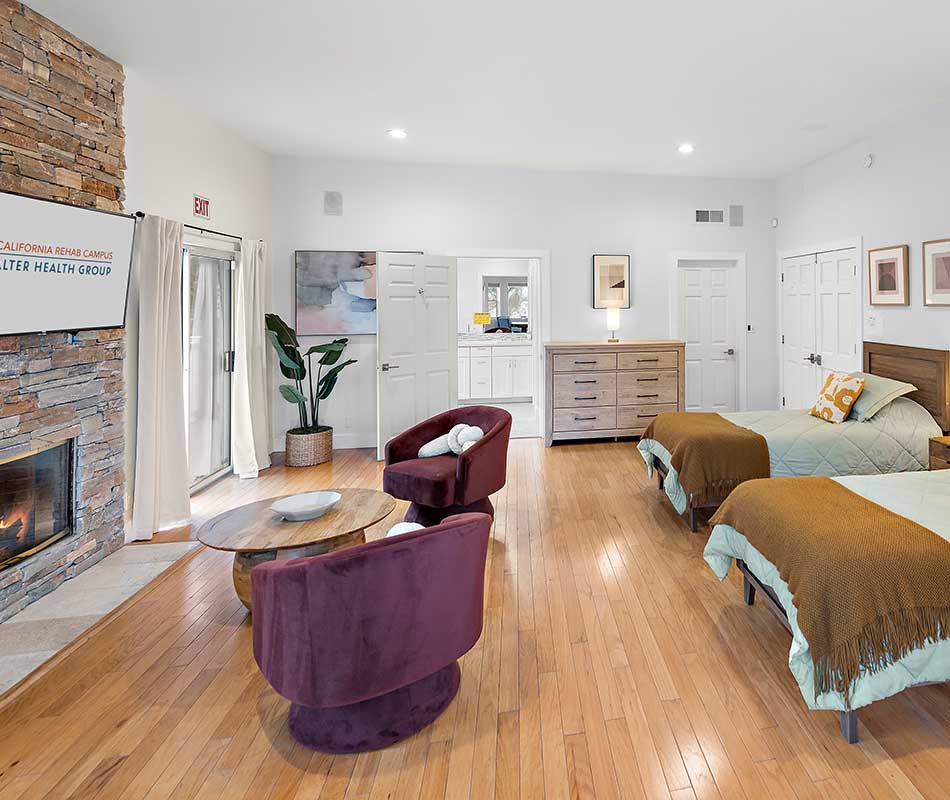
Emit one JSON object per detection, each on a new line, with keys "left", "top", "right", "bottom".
{"left": 867, "top": 245, "right": 909, "bottom": 306}
{"left": 295, "top": 250, "right": 377, "bottom": 335}
{"left": 922, "top": 238, "right": 950, "bottom": 307}
{"left": 592, "top": 254, "right": 630, "bottom": 309}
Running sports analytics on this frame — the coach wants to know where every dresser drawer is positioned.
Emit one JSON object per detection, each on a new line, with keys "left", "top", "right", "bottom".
{"left": 468, "top": 346, "right": 493, "bottom": 358}
{"left": 618, "top": 351, "right": 678, "bottom": 371}
{"left": 932, "top": 456, "right": 950, "bottom": 471}
{"left": 554, "top": 383, "right": 617, "bottom": 408}
{"left": 618, "top": 371, "right": 678, "bottom": 405}
{"left": 618, "top": 403, "right": 678, "bottom": 430}
{"left": 553, "top": 406, "right": 617, "bottom": 432}
{"left": 553, "top": 353, "right": 617, "bottom": 372}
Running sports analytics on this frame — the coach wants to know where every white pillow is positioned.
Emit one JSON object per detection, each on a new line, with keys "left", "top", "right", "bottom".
{"left": 386, "top": 521, "right": 425, "bottom": 538}
{"left": 448, "top": 424, "right": 484, "bottom": 454}
{"left": 418, "top": 433, "right": 452, "bottom": 458}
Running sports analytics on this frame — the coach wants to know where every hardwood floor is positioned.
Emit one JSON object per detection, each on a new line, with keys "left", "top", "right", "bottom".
{"left": 1, "top": 440, "right": 949, "bottom": 799}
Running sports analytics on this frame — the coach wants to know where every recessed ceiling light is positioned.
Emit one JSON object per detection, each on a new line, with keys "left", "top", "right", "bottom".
{"left": 387, "top": 128, "right": 407, "bottom": 140}
{"left": 678, "top": 142, "right": 695, "bottom": 155}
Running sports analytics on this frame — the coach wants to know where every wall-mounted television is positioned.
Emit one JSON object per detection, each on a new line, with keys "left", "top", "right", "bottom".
{"left": 0, "top": 190, "right": 135, "bottom": 335}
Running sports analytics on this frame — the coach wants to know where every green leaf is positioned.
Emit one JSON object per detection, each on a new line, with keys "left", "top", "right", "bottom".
{"left": 316, "top": 373, "right": 338, "bottom": 400}
{"left": 279, "top": 384, "right": 307, "bottom": 404}
{"left": 304, "top": 342, "right": 344, "bottom": 358}
{"left": 316, "top": 359, "right": 356, "bottom": 399}
{"left": 267, "top": 331, "right": 306, "bottom": 379}
{"left": 265, "top": 313, "right": 298, "bottom": 347}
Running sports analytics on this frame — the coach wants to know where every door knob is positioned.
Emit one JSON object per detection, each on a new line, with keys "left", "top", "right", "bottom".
{"left": 380, "top": 363, "right": 400, "bottom": 371}
{"left": 723, "top": 348, "right": 735, "bottom": 356}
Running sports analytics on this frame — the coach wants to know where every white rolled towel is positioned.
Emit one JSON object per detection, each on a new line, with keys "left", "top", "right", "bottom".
{"left": 386, "top": 521, "right": 425, "bottom": 538}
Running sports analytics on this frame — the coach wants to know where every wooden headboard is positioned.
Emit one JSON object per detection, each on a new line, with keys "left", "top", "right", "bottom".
{"left": 863, "top": 342, "right": 950, "bottom": 432}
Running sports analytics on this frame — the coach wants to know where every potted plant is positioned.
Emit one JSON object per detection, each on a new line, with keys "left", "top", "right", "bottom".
{"left": 265, "top": 313, "right": 357, "bottom": 466}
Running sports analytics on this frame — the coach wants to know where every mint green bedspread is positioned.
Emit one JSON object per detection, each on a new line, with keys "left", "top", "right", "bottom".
{"left": 704, "top": 470, "right": 950, "bottom": 711}
{"left": 638, "top": 397, "right": 939, "bottom": 514}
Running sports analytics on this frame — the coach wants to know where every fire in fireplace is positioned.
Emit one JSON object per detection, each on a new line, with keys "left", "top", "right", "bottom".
{"left": 0, "top": 440, "right": 73, "bottom": 571}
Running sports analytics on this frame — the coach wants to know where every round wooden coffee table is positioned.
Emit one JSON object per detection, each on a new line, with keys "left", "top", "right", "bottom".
{"left": 196, "top": 488, "right": 395, "bottom": 610}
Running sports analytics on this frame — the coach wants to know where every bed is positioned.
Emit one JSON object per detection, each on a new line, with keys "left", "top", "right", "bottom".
{"left": 639, "top": 342, "right": 950, "bottom": 530}
{"left": 704, "top": 468, "right": 950, "bottom": 743}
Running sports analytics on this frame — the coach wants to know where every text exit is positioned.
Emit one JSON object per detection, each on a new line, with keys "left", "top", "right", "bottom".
{"left": 193, "top": 195, "right": 210, "bottom": 219}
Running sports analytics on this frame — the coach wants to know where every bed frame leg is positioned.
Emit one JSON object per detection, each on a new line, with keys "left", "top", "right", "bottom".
{"left": 839, "top": 710, "right": 859, "bottom": 744}
{"left": 743, "top": 574, "right": 756, "bottom": 606}
{"left": 688, "top": 506, "right": 698, "bottom": 533}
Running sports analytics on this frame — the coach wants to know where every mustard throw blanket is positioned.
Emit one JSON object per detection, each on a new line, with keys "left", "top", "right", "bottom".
{"left": 712, "top": 476, "right": 950, "bottom": 701}
{"left": 643, "top": 412, "right": 770, "bottom": 504}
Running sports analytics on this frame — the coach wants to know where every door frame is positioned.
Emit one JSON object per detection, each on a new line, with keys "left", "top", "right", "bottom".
{"left": 668, "top": 250, "right": 748, "bottom": 411}
{"left": 443, "top": 248, "right": 551, "bottom": 438}
{"left": 181, "top": 234, "right": 238, "bottom": 493}
{"left": 776, "top": 236, "right": 863, "bottom": 410}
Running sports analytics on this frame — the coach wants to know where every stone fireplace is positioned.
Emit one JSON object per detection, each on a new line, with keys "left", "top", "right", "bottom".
{"left": 0, "top": 439, "right": 74, "bottom": 571}
{"left": 0, "top": 3, "right": 127, "bottom": 621}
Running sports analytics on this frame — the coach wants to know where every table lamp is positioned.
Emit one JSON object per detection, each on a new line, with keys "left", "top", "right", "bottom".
{"left": 606, "top": 306, "right": 620, "bottom": 343}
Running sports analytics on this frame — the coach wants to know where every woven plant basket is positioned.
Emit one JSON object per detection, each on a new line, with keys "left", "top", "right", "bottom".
{"left": 286, "top": 427, "right": 333, "bottom": 467}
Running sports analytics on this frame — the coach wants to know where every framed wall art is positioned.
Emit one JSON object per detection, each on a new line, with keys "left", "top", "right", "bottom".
{"left": 922, "top": 238, "right": 950, "bottom": 307}
{"left": 867, "top": 245, "right": 909, "bottom": 306}
{"left": 295, "top": 250, "right": 377, "bottom": 335}
{"left": 592, "top": 254, "right": 630, "bottom": 309}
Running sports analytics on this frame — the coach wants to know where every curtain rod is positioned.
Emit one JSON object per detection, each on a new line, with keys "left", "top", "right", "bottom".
{"left": 135, "top": 211, "right": 262, "bottom": 242}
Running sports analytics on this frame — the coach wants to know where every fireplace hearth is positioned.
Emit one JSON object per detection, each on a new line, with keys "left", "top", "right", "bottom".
{"left": 0, "top": 440, "right": 73, "bottom": 571}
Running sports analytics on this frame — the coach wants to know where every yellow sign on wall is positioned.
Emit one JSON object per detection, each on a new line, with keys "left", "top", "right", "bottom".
{"left": 473, "top": 312, "right": 491, "bottom": 325}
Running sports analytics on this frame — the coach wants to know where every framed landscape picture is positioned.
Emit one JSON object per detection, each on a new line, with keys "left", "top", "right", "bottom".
{"left": 592, "top": 254, "right": 630, "bottom": 308}
{"left": 295, "top": 250, "right": 377, "bottom": 335}
{"left": 867, "top": 245, "right": 909, "bottom": 306}
{"left": 922, "top": 238, "right": 950, "bottom": 307}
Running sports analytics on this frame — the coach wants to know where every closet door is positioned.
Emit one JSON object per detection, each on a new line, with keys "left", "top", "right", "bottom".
{"left": 816, "top": 249, "right": 858, "bottom": 382}
{"left": 781, "top": 254, "right": 819, "bottom": 410}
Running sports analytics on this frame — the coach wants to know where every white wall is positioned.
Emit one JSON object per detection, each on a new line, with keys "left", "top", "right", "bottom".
{"left": 458, "top": 257, "right": 529, "bottom": 334}
{"left": 777, "top": 99, "right": 950, "bottom": 351}
{"left": 272, "top": 158, "right": 778, "bottom": 449}
{"left": 124, "top": 69, "right": 272, "bottom": 241}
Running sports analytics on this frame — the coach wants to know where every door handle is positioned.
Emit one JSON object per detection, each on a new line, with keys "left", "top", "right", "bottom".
{"left": 723, "top": 348, "right": 735, "bottom": 356}
{"left": 802, "top": 353, "right": 816, "bottom": 364}
{"left": 380, "top": 363, "right": 400, "bottom": 371}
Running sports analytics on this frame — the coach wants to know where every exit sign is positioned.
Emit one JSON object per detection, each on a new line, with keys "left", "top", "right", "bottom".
{"left": 193, "top": 194, "right": 210, "bottom": 219}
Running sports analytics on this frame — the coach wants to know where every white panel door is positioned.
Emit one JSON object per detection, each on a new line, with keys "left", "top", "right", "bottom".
{"left": 781, "top": 254, "right": 819, "bottom": 410}
{"left": 377, "top": 253, "right": 458, "bottom": 458}
{"left": 677, "top": 266, "right": 737, "bottom": 412}
{"left": 511, "top": 355, "right": 533, "bottom": 397}
{"left": 816, "top": 249, "right": 858, "bottom": 382}
{"left": 492, "top": 356, "right": 513, "bottom": 398}
{"left": 458, "top": 355, "right": 470, "bottom": 399}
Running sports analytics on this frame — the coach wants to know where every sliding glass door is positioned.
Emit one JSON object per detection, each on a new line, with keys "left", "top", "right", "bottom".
{"left": 182, "top": 246, "right": 233, "bottom": 491}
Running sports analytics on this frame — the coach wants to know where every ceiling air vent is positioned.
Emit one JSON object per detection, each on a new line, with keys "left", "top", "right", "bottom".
{"left": 729, "top": 204, "right": 744, "bottom": 227}
{"left": 695, "top": 209, "right": 724, "bottom": 224}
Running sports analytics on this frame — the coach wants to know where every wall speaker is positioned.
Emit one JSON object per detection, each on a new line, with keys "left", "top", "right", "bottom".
{"left": 729, "top": 205, "right": 744, "bottom": 227}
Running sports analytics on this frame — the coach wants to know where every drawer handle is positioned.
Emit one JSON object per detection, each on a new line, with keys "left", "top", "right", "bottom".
{"left": 637, "top": 377, "right": 659, "bottom": 383}
{"left": 637, "top": 414, "right": 657, "bottom": 419}
{"left": 637, "top": 393, "right": 659, "bottom": 398}
{"left": 574, "top": 379, "right": 597, "bottom": 384}
{"left": 574, "top": 415, "right": 597, "bottom": 421}
{"left": 574, "top": 396, "right": 597, "bottom": 400}
{"left": 574, "top": 360, "right": 597, "bottom": 364}
{"left": 637, "top": 358, "right": 659, "bottom": 363}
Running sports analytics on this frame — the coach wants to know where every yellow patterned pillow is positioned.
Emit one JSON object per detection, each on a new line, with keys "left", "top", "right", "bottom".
{"left": 810, "top": 372, "right": 866, "bottom": 423}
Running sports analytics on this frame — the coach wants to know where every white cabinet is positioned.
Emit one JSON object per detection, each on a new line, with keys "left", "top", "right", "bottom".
{"left": 458, "top": 354, "right": 470, "bottom": 399}
{"left": 470, "top": 357, "right": 492, "bottom": 398}
{"left": 511, "top": 355, "right": 533, "bottom": 397}
{"left": 492, "top": 357, "right": 513, "bottom": 398}
{"left": 458, "top": 343, "right": 534, "bottom": 401}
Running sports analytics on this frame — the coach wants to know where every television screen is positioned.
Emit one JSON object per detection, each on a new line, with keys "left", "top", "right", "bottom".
{"left": 0, "top": 191, "right": 135, "bottom": 335}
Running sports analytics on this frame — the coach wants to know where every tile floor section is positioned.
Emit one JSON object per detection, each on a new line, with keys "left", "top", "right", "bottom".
{"left": 0, "top": 541, "right": 199, "bottom": 694}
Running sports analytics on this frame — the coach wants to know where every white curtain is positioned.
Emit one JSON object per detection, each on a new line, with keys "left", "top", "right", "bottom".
{"left": 232, "top": 238, "right": 272, "bottom": 478}
{"left": 128, "top": 215, "right": 191, "bottom": 540}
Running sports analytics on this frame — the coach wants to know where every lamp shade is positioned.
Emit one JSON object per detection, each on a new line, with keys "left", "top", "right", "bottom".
{"left": 605, "top": 306, "right": 620, "bottom": 331}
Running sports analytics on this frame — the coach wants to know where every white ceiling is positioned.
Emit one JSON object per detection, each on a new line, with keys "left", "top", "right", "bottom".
{"left": 30, "top": 0, "right": 950, "bottom": 178}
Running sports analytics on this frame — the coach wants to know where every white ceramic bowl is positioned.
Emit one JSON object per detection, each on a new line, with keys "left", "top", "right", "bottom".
{"left": 270, "top": 491, "right": 341, "bottom": 521}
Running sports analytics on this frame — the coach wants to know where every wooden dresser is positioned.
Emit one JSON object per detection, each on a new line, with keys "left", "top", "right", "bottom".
{"left": 544, "top": 340, "right": 686, "bottom": 446}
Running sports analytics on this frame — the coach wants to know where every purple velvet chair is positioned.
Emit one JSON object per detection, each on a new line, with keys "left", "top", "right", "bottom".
{"left": 383, "top": 405, "right": 512, "bottom": 526}
{"left": 251, "top": 512, "right": 492, "bottom": 754}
